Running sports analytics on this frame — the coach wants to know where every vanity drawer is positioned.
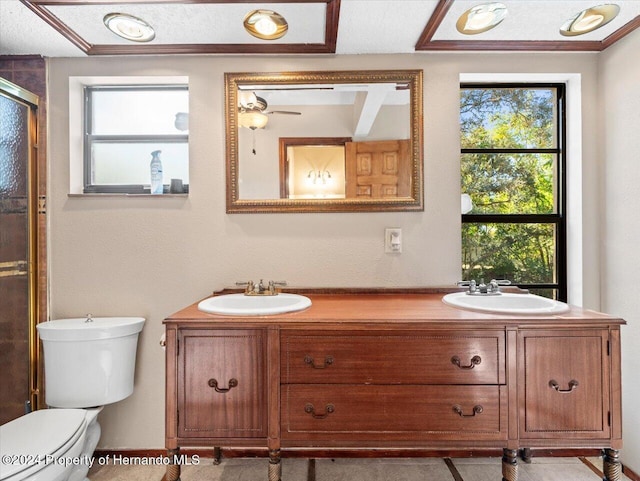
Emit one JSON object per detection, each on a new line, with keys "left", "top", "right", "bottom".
{"left": 281, "top": 330, "right": 504, "bottom": 385}
{"left": 282, "top": 384, "right": 506, "bottom": 440}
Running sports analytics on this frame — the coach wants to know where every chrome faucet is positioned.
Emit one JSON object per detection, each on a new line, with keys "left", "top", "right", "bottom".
{"left": 458, "top": 279, "right": 511, "bottom": 295}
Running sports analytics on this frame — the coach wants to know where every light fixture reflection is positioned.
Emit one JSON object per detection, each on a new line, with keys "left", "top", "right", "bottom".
{"left": 243, "top": 10, "right": 288, "bottom": 40}
{"left": 307, "top": 170, "right": 332, "bottom": 186}
{"left": 238, "top": 111, "right": 268, "bottom": 130}
{"left": 174, "top": 112, "right": 189, "bottom": 131}
{"left": 461, "top": 194, "right": 473, "bottom": 214}
{"left": 456, "top": 2, "right": 508, "bottom": 35}
{"left": 103, "top": 13, "right": 155, "bottom": 42}
{"left": 560, "top": 4, "right": 620, "bottom": 36}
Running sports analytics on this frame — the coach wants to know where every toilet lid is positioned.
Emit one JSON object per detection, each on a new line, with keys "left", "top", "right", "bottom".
{"left": 0, "top": 409, "right": 87, "bottom": 480}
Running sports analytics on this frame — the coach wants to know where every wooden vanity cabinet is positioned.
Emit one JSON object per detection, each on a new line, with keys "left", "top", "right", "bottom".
{"left": 174, "top": 328, "right": 267, "bottom": 441}
{"left": 164, "top": 292, "right": 624, "bottom": 481}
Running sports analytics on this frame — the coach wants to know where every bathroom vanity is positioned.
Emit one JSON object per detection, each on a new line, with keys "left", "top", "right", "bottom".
{"left": 163, "top": 290, "right": 624, "bottom": 481}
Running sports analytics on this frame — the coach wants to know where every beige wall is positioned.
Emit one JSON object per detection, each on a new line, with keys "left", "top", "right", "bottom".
{"left": 48, "top": 52, "right": 603, "bottom": 449}
{"left": 599, "top": 31, "right": 640, "bottom": 470}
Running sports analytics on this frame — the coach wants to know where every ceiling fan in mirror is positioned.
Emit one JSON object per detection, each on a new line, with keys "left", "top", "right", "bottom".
{"left": 238, "top": 91, "right": 301, "bottom": 125}
{"left": 237, "top": 91, "right": 301, "bottom": 154}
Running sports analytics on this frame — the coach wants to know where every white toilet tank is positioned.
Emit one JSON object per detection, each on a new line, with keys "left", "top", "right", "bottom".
{"left": 37, "top": 317, "right": 145, "bottom": 408}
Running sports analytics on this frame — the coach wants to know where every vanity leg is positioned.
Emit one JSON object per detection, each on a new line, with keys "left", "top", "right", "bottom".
{"left": 165, "top": 448, "right": 181, "bottom": 481}
{"left": 519, "top": 448, "right": 532, "bottom": 464}
{"left": 603, "top": 449, "right": 622, "bottom": 481}
{"left": 502, "top": 448, "right": 518, "bottom": 481}
{"left": 268, "top": 449, "right": 282, "bottom": 481}
{"left": 212, "top": 447, "right": 221, "bottom": 465}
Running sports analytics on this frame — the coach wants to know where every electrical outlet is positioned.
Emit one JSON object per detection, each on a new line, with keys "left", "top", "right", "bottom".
{"left": 385, "top": 228, "right": 402, "bottom": 253}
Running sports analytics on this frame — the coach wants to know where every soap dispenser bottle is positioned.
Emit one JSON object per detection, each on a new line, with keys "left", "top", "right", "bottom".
{"left": 150, "top": 150, "right": 163, "bottom": 194}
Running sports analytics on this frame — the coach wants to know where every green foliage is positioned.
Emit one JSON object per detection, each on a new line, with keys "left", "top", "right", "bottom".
{"left": 461, "top": 223, "right": 555, "bottom": 284}
{"left": 461, "top": 153, "right": 554, "bottom": 215}
{"left": 461, "top": 88, "right": 558, "bottom": 291}
{"left": 461, "top": 88, "right": 555, "bottom": 149}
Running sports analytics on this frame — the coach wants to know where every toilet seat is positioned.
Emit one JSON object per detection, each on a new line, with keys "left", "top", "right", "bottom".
{"left": 0, "top": 409, "right": 87, "bottom": 480}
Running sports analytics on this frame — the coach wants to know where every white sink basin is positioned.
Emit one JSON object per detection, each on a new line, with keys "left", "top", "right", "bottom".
{"left": 442, "top": 292, "right": 570, "bottom": 315}
{"left": 198, "top": 293, "right": 312, "bottom": 316}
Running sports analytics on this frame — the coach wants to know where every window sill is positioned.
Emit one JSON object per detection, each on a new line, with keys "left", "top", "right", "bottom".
{"left": 68, "top": 193, "right": 189, "bottom": 198}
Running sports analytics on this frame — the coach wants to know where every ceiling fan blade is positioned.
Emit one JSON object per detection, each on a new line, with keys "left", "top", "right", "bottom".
{"left": 265, "top": 110, "right": 302, "bottom": 115}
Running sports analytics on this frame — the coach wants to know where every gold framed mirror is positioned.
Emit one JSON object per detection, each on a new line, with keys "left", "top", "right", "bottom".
{"left": 225, "top": 70, "right": 423, "bottom": 213}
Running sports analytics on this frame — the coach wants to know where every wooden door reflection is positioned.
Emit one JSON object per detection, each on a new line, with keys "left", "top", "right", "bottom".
{"left": 345, "top": 140, "right": 411, "bottom": 199}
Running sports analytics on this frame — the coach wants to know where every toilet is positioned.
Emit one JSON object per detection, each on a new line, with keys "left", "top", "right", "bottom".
{"left": 0, "top": 317, "right": 144, "bottom": 481}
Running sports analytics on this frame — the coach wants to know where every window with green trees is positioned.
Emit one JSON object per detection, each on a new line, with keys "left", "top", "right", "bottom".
{"left": 460, "top": 84, "right": 566, "bottom": 300}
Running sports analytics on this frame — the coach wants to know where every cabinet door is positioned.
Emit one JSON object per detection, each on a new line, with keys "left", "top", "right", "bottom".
{"left": 519, "top": 329, "right": 610, "bottom": 439}
{"left": 177, "top": 329, "right": 266, "bottom": 439}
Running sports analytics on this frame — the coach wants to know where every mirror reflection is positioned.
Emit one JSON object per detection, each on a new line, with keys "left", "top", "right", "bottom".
{"left": 225, "top": 70, "right": 423, "bottom": 213}
{"left": 280, "top": 137, "right": 350, "bottom": 199}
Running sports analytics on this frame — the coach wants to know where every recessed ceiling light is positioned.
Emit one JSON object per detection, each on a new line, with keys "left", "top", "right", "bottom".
{"left": 456, "top": 2, "right": 508, "bottom": 35}
{"left": 560, "top": 4, "right": 620, "bottom": 36}
{"left": 103, "top": 13, "right": 155, "bottom": 42}
{"left": 243, "top": 10, "right": 288, "bottom": 40}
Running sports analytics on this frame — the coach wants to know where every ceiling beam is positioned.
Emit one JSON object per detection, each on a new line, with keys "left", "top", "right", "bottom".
{"left": 352, "top": 84, "right": 396, "bottom": 139}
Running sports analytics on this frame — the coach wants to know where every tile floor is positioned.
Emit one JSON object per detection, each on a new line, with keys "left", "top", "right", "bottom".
{"left": 88, "top": 456, "right": 633, "bottom": 481}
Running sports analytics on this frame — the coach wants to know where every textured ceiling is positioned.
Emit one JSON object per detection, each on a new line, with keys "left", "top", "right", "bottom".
{"left": 50, "top": 3, "right": 328, "bottom": 45}
{"left": 1, "top": 0, "right": 639, "bottom": 57}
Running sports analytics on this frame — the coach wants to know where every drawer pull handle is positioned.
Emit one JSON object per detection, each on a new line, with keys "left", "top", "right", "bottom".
{"left": 451, "top": 355, "right": 482, "bottom": 369}
{"left": 549, "top": 379, "right": 579, "bottom": 393}
{"left": 304, "top": 403, "right": 335, "bottom": 419}
{"left": 208, "top": 378, "right": 238, "bottom": 393}
{"left": 453, "top": 404, "right": 483, "bottom": 417}
{"left": 304, "top": 355, "right": 334, "bottom": 369}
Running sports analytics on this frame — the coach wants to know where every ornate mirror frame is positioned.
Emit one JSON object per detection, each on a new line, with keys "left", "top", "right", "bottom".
{"left": 225, "top": 70, "right": 424, "bottom": 213}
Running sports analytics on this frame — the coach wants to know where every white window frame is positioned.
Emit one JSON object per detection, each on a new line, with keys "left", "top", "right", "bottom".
{"left": 68, "top": 76, "right": 189, "bottom": 195}
{"left": 460, "top": 73, "right": 583, "bottom": 306}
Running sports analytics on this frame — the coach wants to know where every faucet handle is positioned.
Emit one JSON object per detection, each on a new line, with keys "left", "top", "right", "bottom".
{"left": 235, "top": 280, "right": 255, "bottom": 294}
{"left": 457, "top": 280, "right": 477, "bottom": 294}
{"left": 268, "top": 280, "right": 287, "bottom": 294}
{"left": 488, "top": 279, "right": 511, "bottom": 294}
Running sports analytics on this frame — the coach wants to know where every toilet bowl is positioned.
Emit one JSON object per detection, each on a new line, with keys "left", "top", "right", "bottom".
{"left": 0, "top": 408, "right": 100, "bottom": 481}
{"left": 0, "top": 317, "right": 144, "bottom": 481}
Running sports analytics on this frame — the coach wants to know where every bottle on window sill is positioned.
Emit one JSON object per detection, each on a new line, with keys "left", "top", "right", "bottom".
{"left": 150, "top": 150, "right": 163, "bottom": 194}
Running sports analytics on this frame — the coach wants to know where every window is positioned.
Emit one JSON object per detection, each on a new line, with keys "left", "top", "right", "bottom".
{"left": 83, "top": 85, "right": 189, "bottom": 194}
{"left": 460, "top": 84, "right": 566, "bottom": 300}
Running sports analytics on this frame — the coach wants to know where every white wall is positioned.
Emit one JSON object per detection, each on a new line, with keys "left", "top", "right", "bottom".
{"left": 47, "top": 52, "right": 603, "bottom": 450}
{"left": 599, "top": 30, "right": 640, "bottom": 471}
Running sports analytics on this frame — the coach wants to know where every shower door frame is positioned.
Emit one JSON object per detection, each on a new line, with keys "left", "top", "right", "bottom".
{"left": 0, "top": 77, "right": 41, "bottom": 414}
